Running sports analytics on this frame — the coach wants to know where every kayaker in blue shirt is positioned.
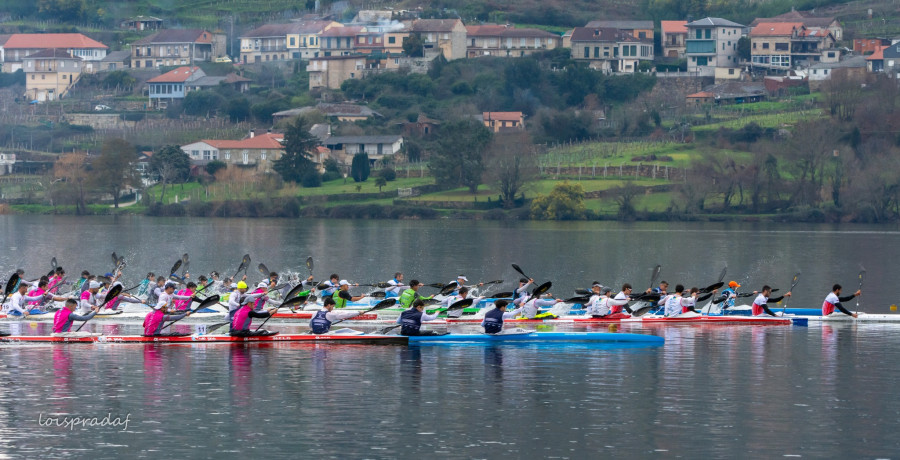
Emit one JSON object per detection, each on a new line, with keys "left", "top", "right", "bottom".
{"left": 398, "top": 299, "right": 446, "bottom": 336}
{"left": 482, "top": 300, "right": 524, "bottom": 334}
{"left": 309, "top": 297, "right": 365, "bottom": 334}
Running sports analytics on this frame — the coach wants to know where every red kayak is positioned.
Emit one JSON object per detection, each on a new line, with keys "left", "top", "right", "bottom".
{"left": 271, "top": 312, "right": 378, "bottom": 320}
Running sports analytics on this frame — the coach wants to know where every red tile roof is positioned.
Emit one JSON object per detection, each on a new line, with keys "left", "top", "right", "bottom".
{"left": 750, "top": 22, "right": 803, "bottom": 36}
{"left": 204, "top": 133, "right": 284, "bottom": 150}
{"left": 465, "top": 25, "right": 509, "bottom": 36}
{"left": 867, "top": 46, "right": 887, "bottom": 61}
{"left": 687, "top": 91, "right": 715, "bottom": 98}
{"left": 4, "top": 33, "right": 107, "bottom": 49}
{"left": 147, "top": 66, "right": 202, "bottom": 83}
{"left": 660, "top": 21, "right": 688, "bottom": 34}
{"left": 320, "top": 26, "right": 364, "bottom": 37}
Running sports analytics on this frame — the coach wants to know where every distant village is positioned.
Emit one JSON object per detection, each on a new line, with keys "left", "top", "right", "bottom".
{"left": 0, "top": 7, "right": 896, "bottom": 178}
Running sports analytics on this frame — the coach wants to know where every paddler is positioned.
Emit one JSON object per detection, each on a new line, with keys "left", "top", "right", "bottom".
{"left": 398, "top": 299, "right": 447, "bottom": 336}
{"left": 173, "top": 282, "right": 197, "bottom": 311}
{"left": 226, "top": 281, "right": 266, "bottom": 331}
{"left": 26, "top": 279, "right": 50, "bottom": 311}
{"left": 585, "top": 283, "right": 607, "bottom": 317}
{"left": 519, "top": 293, "right": 563, "bottom": 319}
{"left": 334, "top": 280, "right": 364, "bottom": 308}
{"left": 482, "top": 299, "right": 525, "bottom": 334}
{"left": 386, "top": 272, "right": 406, "bottom": 297}
{"left": 441, "top": 286, "right": 481, "bottom": 319}
{"left": 309, "top": 297, "right": 366, "bottom": 334}
{"left": 752, "top": 285, "right": 791, "bottom": 316}
{"left": 230, "top": 300, "right": 278, "bottom": 336}
{"left": 320, "top": 274, "right": 341, "bottom": 296}
{"left": 143, "top": 301, "right": 192, "bottom": 337}
{"left": 47, "top": 267, "right": 65, "bottom": 293}
{"left": 662, "top": 284, "right": 689, "bottom": 317}
{"left": 8, "top": 282, "right": 66, "bottom": 317}
{"left": 714, "top": 281, "right": 741, "bottom": 311}
{"left": 78, "top": 281, "right": 103, "bottom": 314}
{"left": 104, "top": 282, "right": 143, "bottom": 311}
{"left": 75, "top": 270, "right": 90, "bottom": 293}
{"left": 608, "top": 283, "right": 635, "bottom": 316}
{"left": 513, "top": 277, "right": 534, "bottom": 306}
{"left": 156, "top": 281, "right": 194, "bottom": 312}
{"left": 448, "top": 275, "right": 482, "bottom": 296}
{"left": 251, "top": 281, "right": 271, "bottom": 311}
{"left": 52, "top": 299, "right": 99, "bottom": 336}
{"left": 398, "top": 280, "right": 433, "bottom": 309}
{"left": 822, "top": 284, "right": 860, "bottom": 318}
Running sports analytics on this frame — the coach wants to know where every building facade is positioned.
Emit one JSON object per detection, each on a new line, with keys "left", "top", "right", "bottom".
{"left": 686, "top": 17, "right": 745, "bottom": 75}
{"left": 2, "top": 33, "right": 107, "bottom": 73}
{"left": 131, "top": 30, "right": 226, "bottom": 69}
{"left": 23, "top": 49, "right": 83, "bottom": 102}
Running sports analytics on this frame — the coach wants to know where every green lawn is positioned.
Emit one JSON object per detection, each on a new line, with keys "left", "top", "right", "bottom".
{"left": 691, "top": 110, "right": 824, "bottom": 132}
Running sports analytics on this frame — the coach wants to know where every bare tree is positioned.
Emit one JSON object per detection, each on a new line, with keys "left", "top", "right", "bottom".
{"left": 485, "top": 131, "right": 539, "bottom": 208}
{"left": 54, "top": 153, "right": 89, "bottom": 214}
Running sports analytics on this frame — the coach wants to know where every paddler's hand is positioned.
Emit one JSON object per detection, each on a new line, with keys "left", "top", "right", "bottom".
{"left": 854, "top": 290, "right": 861, "bottom": 297}
{"left": 785, "top": 292, "right": 792, "bottom": 297}
{"left": 185, "top": 310, "right": 192, "bottom": 316}
{"left": 267, "top": 307, "right": 278, "bottom": 315}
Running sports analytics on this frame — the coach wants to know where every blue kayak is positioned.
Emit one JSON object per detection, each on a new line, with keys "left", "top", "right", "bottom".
{"left": 407, "top": 332, "right": 664, "bottom": 344}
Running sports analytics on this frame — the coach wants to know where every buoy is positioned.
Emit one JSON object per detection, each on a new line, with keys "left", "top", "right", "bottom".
{"left": 891, "top": 305, "right": 897, "bottom": 312}
{"left": 608, "top": 324, "right": 618, "bottom": 332}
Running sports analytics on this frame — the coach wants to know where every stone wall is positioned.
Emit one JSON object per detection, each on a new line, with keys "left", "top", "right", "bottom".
{"left": 64, "top": 113, "right": 136, "bottom": 130}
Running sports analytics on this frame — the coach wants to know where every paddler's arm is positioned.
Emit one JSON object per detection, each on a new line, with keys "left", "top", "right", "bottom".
{"left": 503, "top": 306, "right": 524, "bottom": 319}
{"left": 326, "top": 310, "right": 361, "bottom": 321}
{"left": 69, "top": 307, "right": 99, "bottom": 322}
{"left": 421, "top": 310, "right": 441, "bottom": 321}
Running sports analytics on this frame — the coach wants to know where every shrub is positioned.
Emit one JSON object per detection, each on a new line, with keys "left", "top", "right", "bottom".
{"left": 301, "top": 171, "right": 322, "bottom": 188}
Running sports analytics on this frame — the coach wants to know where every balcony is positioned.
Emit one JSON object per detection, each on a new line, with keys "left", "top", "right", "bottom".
{"left": 686, "top": 40, "right": 716, "bottom": 55}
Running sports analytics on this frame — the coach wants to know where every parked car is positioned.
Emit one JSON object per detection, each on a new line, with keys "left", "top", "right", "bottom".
{"left": 94, "top": 104, "right": 111, "bottom": 111}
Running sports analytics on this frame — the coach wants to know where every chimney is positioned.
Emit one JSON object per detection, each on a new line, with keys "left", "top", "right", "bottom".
{"left": 249, "top": 131, "right": 255, "bottom": 138}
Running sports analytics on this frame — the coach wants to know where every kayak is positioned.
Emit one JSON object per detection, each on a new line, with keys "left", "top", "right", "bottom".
{"left": 407, "top": 331, "right": 664, "bottom": 344}
{"left": 804, "top": 312, "right": 900, "bottom": 322}
{"left": 622, "top": 315, "right": 795, "bottom": 325}
{"left": 271, "top": 312, "right": 378, "bottom": 320}
{"left": 0, "top": 334, "right": 407, "bottom": 344}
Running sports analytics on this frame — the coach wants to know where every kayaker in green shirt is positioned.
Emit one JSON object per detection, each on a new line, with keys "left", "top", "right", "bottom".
{"left": 333, "top": 280, "right": 364, "bottom": 308}
{"left": 399, "top": 280, "right": 433, "bottom": 309}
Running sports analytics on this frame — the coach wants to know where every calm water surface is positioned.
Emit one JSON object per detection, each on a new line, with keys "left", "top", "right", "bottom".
{"left": 1, "top": 216, "right": 899, "bottom": 458}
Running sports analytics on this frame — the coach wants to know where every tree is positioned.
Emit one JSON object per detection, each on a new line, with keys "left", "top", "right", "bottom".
{"left": 225, "top": 97, "right": 250, "bottom": 123}
{"left": 429, "top": 118, "right": 492, "bottom": 193}
{"left": 101, "top": 71, "right": 136, "bottom": 90}
{"left": 351, "top": 153, "right": 371, "bottom": 182}
{"left": 90, "top": 138, "right": 138, "bottom": 208}
{"left": 150, "top": 145, "right": 192, "bottom": 204}
{"left": 183, "top": 91, "right": 223, "bottom": 117}
{"left": 530, "top": 182, "right": 586, "bottom": 220}
{"left": 205, "top": 160, "right": 227, "bottom": 176}
{"left": 375, "top": 175, "right": 387, "bottom": 192}
{"left": 611, "top": 181, "right": 643, "bottom": 218}
{"left": 402, "top": 34, "right": 425, "bottom": 57}
{"left": 737, "top": 37, "right": 751, "bottom": 62}
{"left": 486, "top": 131, "right": 538, "bottom": 208}
{"left": 54, "top": 152, "right": 89, "bottom": 214}
{"left": 272, "top": 116, "right": 319, "bottom": 183}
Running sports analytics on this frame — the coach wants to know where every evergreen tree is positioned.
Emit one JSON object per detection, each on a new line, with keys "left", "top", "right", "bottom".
{"left": 273, "top": 117, "right": 319, "bottom": 183}
{"left": 351, "top": 153, "right": 370, "bottom": 182}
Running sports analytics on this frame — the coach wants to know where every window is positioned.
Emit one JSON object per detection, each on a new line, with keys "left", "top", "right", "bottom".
{"left": 594, "top": 47, "right": 599, "bottom": 58}
{"left": 705, "top": 29, "right": 711, "bottom": 39}
{"left": 203, "top": 150, "right": 211, "bottom": 160}
{"left": 584, "top": 47, "right": 589, "bottom": 58}
{"left": 192, "top": 150, "right": 199, "bottom": 158}
{"left": 389, "top": 36, "right": 396, "bottom": 44}
{"left": 242, "top": 152, "right": 248, "bottom": 164}
{"left": 638, "top": 31, "right": 646, "bottom": 39}
{"left": 763, "top": 43, "right": 769, "bottom": 49}
{"left": 728, "top": 68, "right": 735, "bottom": 75}
{"left": 260, "top": 152, "right": 267, "bottom": 160}
{"left": 775, "top": 42, "right": 788, "bottom": 51}
{"left": 290, "top": 37, "right": 295, "bottom": 46}
{"left": 827, "top": 51, "right": 835, "bottom": 58}
{"left": 696, "top": 29, "right": 702, "bottom": 39}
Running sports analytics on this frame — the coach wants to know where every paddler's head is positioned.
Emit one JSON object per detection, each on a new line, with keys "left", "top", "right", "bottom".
{"left": 409, "top": 280, "right": 421, "bottom": 291}
{"left": 412, "top": 299, "right": 425, "bottom": 311}
{"left": 621, "top": 283, "right": 633, "bottom": 295}
{"left": 88, "top": 281, "right": 101, "bottom": 293}
{"left": 674, "top": 284, "right": 684, "bottom": 294}
{"left": 55, "top": 267, "right": 64, "bottom": 276}
{"left": 164, "top": 282, "right": 176, "bottom": 293}
{"left": 591, "top": 282, "right": 602, "bottom": 294}
{"left": 186, "top": 282, "right": 197, "bottom": 290}
{"left": 323, "top": 296, "right": 336, "bottom": 311}
{"left": 494, "top": 299, "right": 509, "bottom": 311}
{"left": 236, "top": 281, "right": 248, "bottom": 293}
{"left": 81, "top": 270, "right": 90, "bottom": 279}
{"left": 519, "top": 278, "right": 528, "bottom": 286}
{"left": 457, "top": 275, "right": 468, "bottom": 285}
{"left": 458, "top": 286, "right": 469, "bottom": 298}
{"left": 832, "top": 283, "right": 842, "bottom": 294}
{"left": 761, "top": 285, "right": 772, "bottom": 296}
{"left": 339, "top": 280, "right": 350, "bottom": 291}
{"left": 64, "top": 299, "right": 77, "bottom": 311}
{"left": 38, "top": 280, "right": 48, "bottom": 289}
{"left": 395, "top": 272, "right": 403, "bottom": 282}
{"left": 330, "top": 274, "right": 339, "bottom": 283}
{"left": 17, "top": 283, "right": 28, "bottom": 294}
{"left": 269, "top": 272, "right": 279, "bottom": 283}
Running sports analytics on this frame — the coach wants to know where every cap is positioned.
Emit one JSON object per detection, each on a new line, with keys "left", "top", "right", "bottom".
{"left": 104, "top": 272, "right": 113, "bottom": 278}
{"left": 89, "top": 281, "right": 101, "bottom": 289}
{"left": 164, "top": 281, "right": 177, "bottom": 289}
{"left": 230, "top": 283, "right": 238, "bottom": 289}
{"left": 592, "top": 282, "right": 603, "bottom": 288}
{"left": 457, "top": 275, "right": 468, "bottom": 282}
{"left": 601, "top": 287, "right": 612, "bottom": 294}
{"left": 728, "top": 281, "right": 740, "bottom": 288}
{"left": 257, "top": 281, "right": 268, "bottom": 289}
{"left": 237, "top": 281, "right": 248, "bottom": 290}
{"left": 519, "top": 278, "right": 528, "bottom": 283}
{"left": 339, "top": 279, "right": 350, "bottom": 286}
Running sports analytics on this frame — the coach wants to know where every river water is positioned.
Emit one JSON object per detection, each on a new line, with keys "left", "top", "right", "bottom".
{"left": 1, "top": 216, "right": 899, "bottom": 458}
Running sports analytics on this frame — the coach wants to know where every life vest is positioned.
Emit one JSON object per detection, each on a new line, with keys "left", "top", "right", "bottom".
{"left": 399, "top": 308, "right": 423, "bottom": 335}
{"left": 47, "top": 276, "right": 62, "bottom": 292}
{"left": 399, "top": 289, "right": 417, "bottom": 309}
{"left": 333, "top": 291, "right": 348, "bottom": 309}
{"left": 143, "top": 310, "right": 165, "bottom": 336}
{"left": 53, "top": 308, "right": 73, "bottom": 333}
{"left": 309, "top": 310, "right": 331, "bottom": 334}
{"left": 232, "top": 305, "right": 254, "bottom": 332}
{"left": 483, "top": 308, "right": 505, "bottom": 334}
{"left": 26, "top": 288, "right": 45, "bottom": 306}
{"left": 174, "top": 288, "right": 193, "bottom": 310}
{"left": 752, "top": 303, "right": 766, "bottom": 316}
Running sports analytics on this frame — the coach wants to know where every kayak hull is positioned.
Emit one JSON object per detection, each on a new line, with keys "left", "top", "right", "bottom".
{"left": 0, "top": 334, "right": 407, "bottom": 344}
{"left": 623, "top": 315, "right": 792, "bottom": 325}
{"left": 407, "top": 332, "right": 664, "bottom": 344}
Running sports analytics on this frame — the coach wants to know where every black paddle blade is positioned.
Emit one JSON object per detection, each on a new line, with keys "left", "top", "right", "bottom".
{"left": 423, "top": 298, "right": 441, "bottom": 305}
{"left": 484, "top": 279, "right": 503, "bottom": 285}
{"left": 281, "top": 295, "right": 309, "bottom": 309}
{"left": 511, "top": 263, "right": 528, "bottom": 279}
{"left": 196, "top": 295, "right": 221, "bottom": 310}
{"left": 424, "top": 282, "right": 445, "bottom": 289}
{"left": 51, "top": 257, "right": 57, "bottom": 270}
{"left": 439, "top": 282, "right": 459, "bottom": 296}
{"left": 306, "top": 257, "right": 313, "bottom": 275}
{"left": 373, "top": 282, "right": 392, "bottom": 289}
{"left": 284, "top": 284, "right": 310, "bottom": 301}
{"left": 649, "top": 264, "right": 662, "bottom": 287}
{"left": 46, "top": 269, "right": 55, "bottom": 278}
{"left": 564, "top": 296, "right": 591, "bottom": 303}
{"left": 4, "top": 273, "right": 20, "bottom": 295}
{"left": 369, "top": 291, "right": 386, "bottom": 298}
{"left": 258, "top": 263, "right": 269, "bottom": 277}
{"left": 316, "top": 283, "right": 330, "bottom": 290}
{"left": 697, "top": 292, "right": 713, "bottom": 302}
{"left": 111, "top": 252, "right": 118, "bottom": 267}
{"left": 169, "top": 259, "right": 182, "bottom": 276}
{"left": 575, "top": 288, "right": 592, "bottom": 296}
{"left": 700, "top": 282, "right": 725, "bottom": 294}
{"left": 717, "top": 266, "right": 728, "bottom": 283}
{"left": 101, "top": 284, "right": 123, "bottom": 306}
{"left": 236, "top": 254, "right": 250, "bottom": 273}
{"left": 632, "top": 305, "right": 654, "bottom": 317}
{"left": 371, "top": 298, "right": 398, "bottom": 310}
{"left": 488, "top": 291, "right": 513, "bottom": 299}
{"left": 338, "top": 290, "right": 352, "bottom": 300}
{"left": 532, "top": 281, "right": 552, "bottom": 297}
{"left": 446, "top": 298, "right": 475, "bottom": 311}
